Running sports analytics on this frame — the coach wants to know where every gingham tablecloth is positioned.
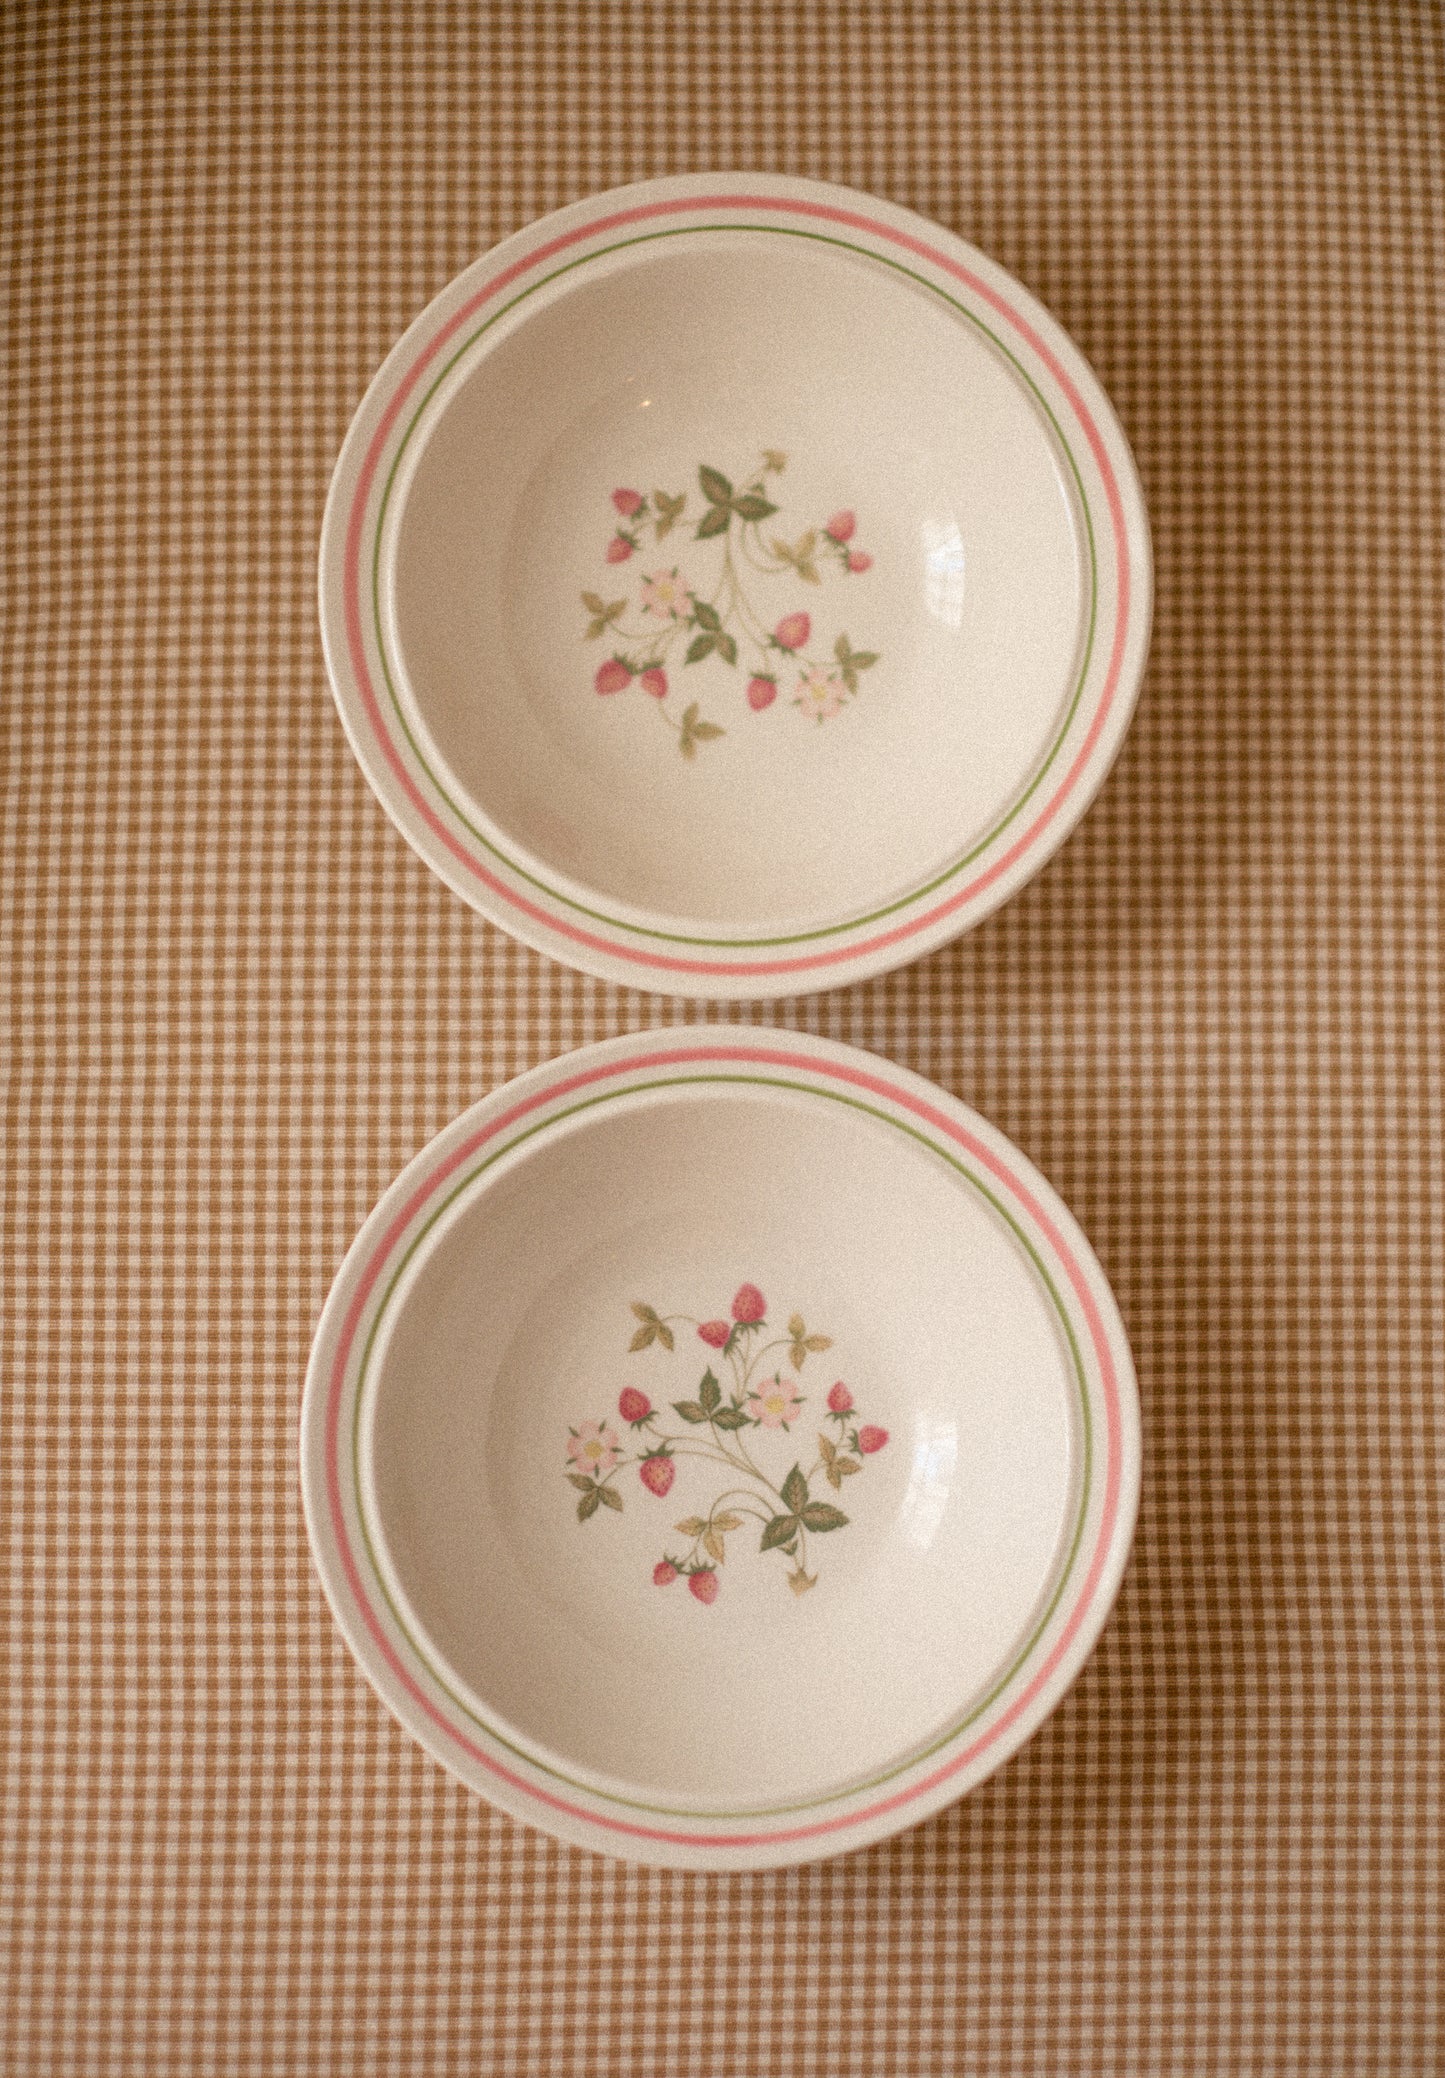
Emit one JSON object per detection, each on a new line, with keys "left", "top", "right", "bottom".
{"left": 3, "top": 5, "right": 1441, "bottom": 2072}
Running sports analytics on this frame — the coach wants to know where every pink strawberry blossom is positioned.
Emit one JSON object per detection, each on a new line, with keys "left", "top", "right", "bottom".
{"left": 566, "top": 1420, "right": 621, "bottom": 1476}
{"left": 746, "top": 1373, "right": 804, "bottom": 1430}
{"left": 639, "top": 569, "right": 690, "bottom": 620}
{"left": 793, "top": 667, "right": 846, "bottom": 722}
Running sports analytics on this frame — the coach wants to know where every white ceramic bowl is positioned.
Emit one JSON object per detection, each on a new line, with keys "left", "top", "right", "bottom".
{"left": 300, "top": 1028, "right": 1140, "bottom": 1868}
{"left": 319, "top": 174, "right": 1152, "bottom": 999}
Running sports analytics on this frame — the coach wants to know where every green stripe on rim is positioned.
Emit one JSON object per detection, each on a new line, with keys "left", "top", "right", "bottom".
{"left": 346, "top": 1070, "right": 1096, "bottom": 1823}
{"left": 368, "top": 223, "right": 1100, "bottom": 949}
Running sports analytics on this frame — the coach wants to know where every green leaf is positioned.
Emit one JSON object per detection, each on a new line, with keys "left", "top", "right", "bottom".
{"left": 762, "top": 448, "right": 788, "bottom": 473}
{"left": 782, "top": 1465, "right": 809, "bottom": 1515}
{"left": 801, "top": 1501, "right": 849, "bottom": 1532}
{"left": 798, "top": 561, "right": 821, "bottom": 585}
{"left": 692, "top": 599, "right": 722, "bottom": 632}
{"left": 699, "top": 1370, "right": 722, "bottom": 1414}
{"left": 673, "top": 1400, "right": 708, "bottom": 1424}
{"left": 656, "top": 1323, "right": 674, "bottom": 1351}
{"left": 598, "top": 1483, "right": 624, "bottom": 1512}
{"left": 699, "top": 464, "right": 733, "bottom": 504}
{"left": 835, "top": 1457, "right": 862, "bottom": 1478}
{"left": 652, "top": 489, "right": 685, "bottom": 538}
{"left": 715, "top": 633, "right": 738, "bottom": 667}
{"left": 629, "top": 1323, "right": 657, "bottom": 1351}
{"left": 805, "top": 1334, "right": 832, "bottom": 1352}
{"left": 712, "top": 1512, "right": 744, "bottom": 1533}
{"left": 711, "top": 1405, "right": 748, "bottom": 1430}
{"left": 788, "top": 1566, "right": 816, "bottom": 1596}
{"left": 788, "top": 1315, "right": 806, "bottom": 1340}
{"left": 760, "top": 1513, "right": 801, "bottom": 1553}
{"left": 703, "top": 1529, "right": 725, "bottom": 1563}
{"left": 818, "top": 1433, "right": 836, "bottom": 1464}
{"left": 577, "top": 1488, "right": 601, "bottom": 1522}
{"left": 567, "top": 1473, "right": 597, "bottom": 1492}
{"left": 632, "top": 1302, "right": 659, "bottom": 1323}
{"left": 731, "top": 493, "right": 777, "bottom": 522}
{"left": 695, "top": 502, "right": 731, "bottom": 539}
{"left": 685, "top": 632, "right": 717, "bottom": 665}
{"left": 851, "top": 651, "right": 879, "bottom": 671}
{"left": 690, "top": 720, "right": 724, "bottom": 740}
{"left": 835, "top": 635, "right": 852, "bottom": 665}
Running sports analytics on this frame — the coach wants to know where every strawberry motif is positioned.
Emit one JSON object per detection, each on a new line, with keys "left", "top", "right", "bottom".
{"left": 688, "top": 1567, "right": 719, "bottom": 1605}
{"left": 618, "top": 1386, "right": 652, "bottom": 1426}
{"left": 698, "top": 1319, "right": 730, "bottom": 1348}
{"left": 827, "top": 1381, "right": 854, "bottom": 1414}
{"left": 747, "top": 674, "right": 777, "bottom": 711}
{"left": 639, "top": 666, "right": 668, "bottom": 699}
{"left": 639, "top": 1452, "right": 675, "bottom": 1498}
{"left": 653, "top": 1559, "right": 679, "bottom": 1587}
{"left": 858, "top": 1425, "right": 889, "bottom": 1455}
{"left": 731, "top": 1283, "right": 766, "bottom": 1324}
{"left": 594, "top": 658, "right": 631, "bottom": 696}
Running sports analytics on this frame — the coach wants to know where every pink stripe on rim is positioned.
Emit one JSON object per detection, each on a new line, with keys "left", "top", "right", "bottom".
{"left": 341, "top": 194, "right": 1133, "bottom": 981}
{"left": 323, "top": 1042, "right": 1124, "bottom": 1850}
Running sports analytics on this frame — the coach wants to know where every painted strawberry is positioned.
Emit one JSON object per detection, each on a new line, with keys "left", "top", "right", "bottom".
{"left": 825, "top": 509, "right": 856, "bottom": 542}
{"left": 747, "top": 674, "right": 777, "bottom": 711}
{"left": 595, "top": 658, "right": 632, "bottom": 696}
{"left": 606, "top": 535, "right": 634, "bottom": 563}
{"left": 827, "top": 1381, "right": 854, "bottom": 1414}
{"left": 639, "top": 666, "right": 668, "bottom": 699}
{"left": 698, "top": 1319, "right": 730, "bottom": 1348}
{"left": 639, "top": 1451, "right": 675, "bottom": 1498}
{"left": 618, "top": 1387, "right": 652, "bottom": 1426}
{"left": 847, "top": 550, "right": 872, "bottom": 574}
{"left": 731, "top": 1283, "right": 766, "bottom": 1323}
{"left": 858, "top": 1425, "right": 889, "bottom": 1454}
{"left": 612, "top": 488, "right": 644, "bottom": 516}
{"left": 773, "top": 612, "right": 810, "bottom": 652}
{"left": 688, "top": 1567, "right": 719, "bottom": 1605}
{"left": 653, "top": 1559, "right": 679, "bottom": 1587}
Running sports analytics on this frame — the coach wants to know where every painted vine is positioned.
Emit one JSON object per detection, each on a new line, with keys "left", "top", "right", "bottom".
{"left": 582, "top": 452, "right": 880, "bottom": 757}
{"left": 564, "top": 1282, "right": 889, "bottom": 1602}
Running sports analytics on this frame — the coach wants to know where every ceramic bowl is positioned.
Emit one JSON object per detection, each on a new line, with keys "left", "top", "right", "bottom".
{"left": 319, "top": 174, "right": 1152, "bottom": 999}
{"left": 300, "top": 1028, "right": 1140, "bottom": 1868}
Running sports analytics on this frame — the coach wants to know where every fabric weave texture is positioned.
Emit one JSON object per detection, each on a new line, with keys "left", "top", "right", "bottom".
{"left": 2, "top": 4, "right": 1441, "bottom": 2072}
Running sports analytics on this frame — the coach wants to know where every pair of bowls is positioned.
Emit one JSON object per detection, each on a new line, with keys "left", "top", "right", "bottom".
{"left": 303, "top": 175, "right": 1150, "bottom": 1868}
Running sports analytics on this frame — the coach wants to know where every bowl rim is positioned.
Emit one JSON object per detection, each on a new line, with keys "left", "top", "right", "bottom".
{"left": 299, "top": 1026, "right": 1142, "bottom": 1869}
{"left": 318, "top": 171, "right": 1153, "bottom": 1000}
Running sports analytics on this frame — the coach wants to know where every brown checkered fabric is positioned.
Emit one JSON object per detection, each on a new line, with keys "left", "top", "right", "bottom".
{"left": 3, "top": 3, "right": 1442, "bottom": 2071}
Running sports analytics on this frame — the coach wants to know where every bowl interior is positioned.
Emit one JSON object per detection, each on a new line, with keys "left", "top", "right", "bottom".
{"left": 386, "top": 235, "right": 1087, "bottom": 933}
{"left": 363, "top": 1085, "right": 1083, "bottom": 1810}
